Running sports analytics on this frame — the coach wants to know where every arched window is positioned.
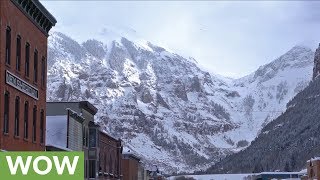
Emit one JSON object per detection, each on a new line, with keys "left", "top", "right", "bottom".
{"left": 16, "top": 35, "right": 21, "bottom": 71}
{"left": 32, "top": 105, "right": 37, "bottom": 142}
{"left": 40, "top": 110, "right": 44, "bottom": 143}
{"left": 6, "top": 26, "right": 11, "bottom": 65}
{"left": 25, "top": 43, "right": 30, "bottom": 77}
{"left": 3, "top": 91, "right": 10, "bottom": 133}
{"left": 14, "top": 96, "right": 20, "bottom": 136}
{"left": 33, "top": 50, "right": 38, "bottom": 83}
{"left": 41, "top": 57, "right": 46, "bottom": 88}
{"left": 24, "top": 101, "right": 29, "bottom": 139}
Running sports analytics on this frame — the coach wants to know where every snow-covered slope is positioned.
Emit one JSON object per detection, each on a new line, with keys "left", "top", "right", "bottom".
{"left": 225, "top": 46, "right": 314, "bottom": 143}
{"left": 46, "top": 31, "right": 314, "bottom": 173}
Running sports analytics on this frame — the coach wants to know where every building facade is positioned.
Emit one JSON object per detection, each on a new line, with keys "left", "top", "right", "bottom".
{"left": 98, "top": 131, "right": 122, "bottom": 180}
{"left": 121, "top": 153, "right": 141, "bottom": 180}
{"left": 307, "top": 158, "right": 320, "bottom": 180}
{"left": 46, "top": 106, "right": 84, "bottom": 151}
{"left": 0, "top": 0, "right": 56, "bottom": 151}
{"left": 46, "top": 101, "right": 99, "bottom": 179}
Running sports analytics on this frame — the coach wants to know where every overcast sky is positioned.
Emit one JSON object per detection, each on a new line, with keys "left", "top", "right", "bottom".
{"left": 41, "top": 1, "right": 320, "bottom": 78}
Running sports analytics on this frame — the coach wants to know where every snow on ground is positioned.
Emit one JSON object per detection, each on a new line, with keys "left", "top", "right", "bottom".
{"left": 168, "top": 174, "right": 252, "bottom": 180}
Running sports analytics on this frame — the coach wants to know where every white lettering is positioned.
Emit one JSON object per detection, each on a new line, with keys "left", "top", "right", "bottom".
{"left": 6, "top": 156, "right": 32, "bottom": 175}
{"left": 53, "top": 156, "right": 79, "bottom": 175}
{"left": 33, "top": 156, "right": 52, "bottom": 175}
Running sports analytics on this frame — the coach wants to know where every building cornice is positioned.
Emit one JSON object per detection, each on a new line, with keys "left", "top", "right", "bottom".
{"left": 80, "top": 101, "right": 98, "bottom": 115}
{"left": 10, "top": 0, "right": 57, "bottom": 36}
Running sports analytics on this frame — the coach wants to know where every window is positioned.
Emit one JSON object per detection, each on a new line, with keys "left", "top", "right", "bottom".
{"left": 89, "top": 128, "right": 97, "bottom": 147}
{"left": 6, "top": 26, "right": 11, "bottom": 65}
{"left": 104, "top": 154, "right": 107, "bottom": 173}
{"left": 34, "top": 50, "right": 38, "bottom": 83}
{"left": 83, "top": 126, "right": 89, "bottom": 147}
{"left": 86, "top": 127, "right": 89, "bottom": 147}
{"left": 3, "top": 92, "right": 10, "bottom": 134}
{"left": 24, "top": 101, "right": 29, "bottom": 139}
{"left": 16, "top": 35, "right": 21, "bottom": 71}
{"left": 32, "top": 105, "right": 37, "bottom": 142}
{"left": 40, "top": 110, "right": 44, "bottom": 144}
{"left": 41, "top": 57, "right": 45, "bottom": 88}
{"left": 83, "top": 126, "right": 86, "bottom": 146}
{"left": 109, "top": 155, "right": 113, "bottom": 173}
{"left": 85, "top": 160, "right": 88, "bottom": 178}
{"left": 25, "top": 43, "right": 30, "bottom": 77}
{"left": 14, "top": 96, "right": 20, "bottom": 136}
{"left": 89, "top": 160, "right": 96, "bottom": 178}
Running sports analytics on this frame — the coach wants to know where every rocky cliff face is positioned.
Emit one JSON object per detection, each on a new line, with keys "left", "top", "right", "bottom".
{"left": 207, "top": 71, "right": 320, "bottom": 174}
{"left": 313, "top": 44, "right": 320, "bottom": 79}
{"left": 47, "top": 31, "right": 314, "bottom": 173}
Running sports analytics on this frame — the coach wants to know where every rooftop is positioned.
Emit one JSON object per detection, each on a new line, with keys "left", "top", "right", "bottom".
{"left": 122, "top": 152, "right": 141, "bottom": 162}
{"left": 47, "top": 101, "right": 98, "bottom": 115}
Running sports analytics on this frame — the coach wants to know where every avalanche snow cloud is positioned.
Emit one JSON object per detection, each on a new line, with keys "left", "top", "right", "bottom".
{"left": 47, "top": 31, "right": 314, "bottom": 173}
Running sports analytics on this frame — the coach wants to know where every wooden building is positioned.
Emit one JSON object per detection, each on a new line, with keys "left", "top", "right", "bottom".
{"left": 46, "top": 101, "right": 100, "bottom": 180}
{"left": 98, "top": 131, "right": 122, "bottom": 179}
{"left": 122, "top": 153, "right": 141, "bottom": 180}
{"left": 46, "top": 107, "right": 84, "bottom": 152}
{"left": 0, "top": 0, "right": 56, "bottom": 151}
{"left": 307, "top": 158, "right": 320, "bottom": 180}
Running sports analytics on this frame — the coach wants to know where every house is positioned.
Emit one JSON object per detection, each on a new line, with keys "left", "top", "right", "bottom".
{"left": 0, "top": 0, "right": 56, "bottom": 151}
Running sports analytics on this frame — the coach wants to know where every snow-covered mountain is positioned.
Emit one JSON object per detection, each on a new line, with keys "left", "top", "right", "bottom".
{"left": 207, "top": 49, "right": 320, "bottom": 173}
{"left": 46, "top": 31, "right": 314, "bottom": 173}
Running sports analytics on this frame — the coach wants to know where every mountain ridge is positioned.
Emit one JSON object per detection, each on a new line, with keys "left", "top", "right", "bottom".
{"left": 206, "top": 75, "right": 320, "bottom": 174}
{"left": 46, "top": 31, "right": 314, "bottom": 173}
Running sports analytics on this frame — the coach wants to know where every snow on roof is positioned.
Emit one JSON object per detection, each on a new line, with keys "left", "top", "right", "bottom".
{"left": 299, "top": 169, "right": 307, "bottom": 174}
{"left": 259, "top": 172, "right": 300, "bottom": 175}
{"left": 46, "top": 144, "right": 73, "bottom": 152}
{"left": 122, "top": 152, "right": 141, "bottom": 161}
{"left": 307, "top": 157, "right": 320, "bottom": 162}
{"left": 100, "top": 130, "right": 120, "bottom": 142}
{"left": 46, "top": 115, "right": 68, "bottom": 148}
{"left": 123, "top": 146, "right": 132, "bottom": 153}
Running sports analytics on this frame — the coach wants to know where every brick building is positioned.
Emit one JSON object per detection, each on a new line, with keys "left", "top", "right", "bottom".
{"left": 98, "top": 131, "right": 122, "bottom": 179}
{"left": 0, "top": 0, "right": 56, "bottom": 151}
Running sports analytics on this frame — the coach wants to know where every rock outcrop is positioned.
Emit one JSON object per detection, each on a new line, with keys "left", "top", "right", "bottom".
{"left": 313, "top": 43, "right": 320, "bottom": 79}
